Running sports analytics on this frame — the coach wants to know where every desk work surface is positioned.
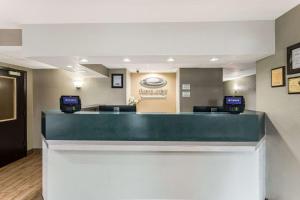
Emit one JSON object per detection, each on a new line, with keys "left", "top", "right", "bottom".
{"left": 42, "top": 111, "right": 265, "bottom": 142}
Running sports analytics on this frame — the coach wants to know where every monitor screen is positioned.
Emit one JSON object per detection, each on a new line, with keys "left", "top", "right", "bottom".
{"left": 62, "top": 96, "right": 79, "bottom": 105}
{"left": 225, "top": 97, "right": 242, "bottom": 105}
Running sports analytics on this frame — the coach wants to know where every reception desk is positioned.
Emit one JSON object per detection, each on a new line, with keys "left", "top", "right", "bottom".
{"left": 42, "top": 111, "right": 266, "bottom": 200}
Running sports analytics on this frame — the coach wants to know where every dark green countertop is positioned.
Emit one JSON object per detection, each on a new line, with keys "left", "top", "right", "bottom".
{"left": 42, "top": 111, "right": 265, "bottom": 142}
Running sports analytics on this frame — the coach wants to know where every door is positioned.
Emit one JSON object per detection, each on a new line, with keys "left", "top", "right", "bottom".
{"left": 0, "top": 68, "right": 27, "bottom": 167}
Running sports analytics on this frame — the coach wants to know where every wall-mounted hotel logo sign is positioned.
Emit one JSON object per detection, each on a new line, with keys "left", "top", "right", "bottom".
{"left": 139, "top": 77, "right": 168, "bottom": 98}
{"left": 140, "top": 77, "right": 167, "bottom": 88}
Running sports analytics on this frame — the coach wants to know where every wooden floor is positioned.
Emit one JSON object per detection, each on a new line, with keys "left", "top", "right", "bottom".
{"left": 0, "top": 150, "right": 42, "bottom": 200}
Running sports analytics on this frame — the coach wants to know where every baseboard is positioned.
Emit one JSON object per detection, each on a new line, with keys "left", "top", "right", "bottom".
{"left": 27, "top": 148, "right": 42, "bottom": 155}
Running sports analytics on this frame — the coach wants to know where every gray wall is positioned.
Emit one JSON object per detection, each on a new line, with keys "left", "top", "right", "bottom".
{"left": 223, "top": 75, "right": 256, "bottom": 110}
{"left": 256, "top": 5, "right": 300, "bottom": 200}
{"left": 32, "top": 68, "right": 127, "bottom": 148}
{"left": 180, "top": 68, "right": 223, "bottom": 112}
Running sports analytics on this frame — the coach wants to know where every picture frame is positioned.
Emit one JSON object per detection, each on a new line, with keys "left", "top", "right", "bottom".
{"left": 271, "top": 66, "right": 286, "bottom": 87}
{"left": 287, "top": 42, "right": 300, "bottom": 74}
{"left": 288, "top": 76, "right": 300, "bottom": 94}
{"left": 111, "top": 74, "right": 123, "bottom": 88}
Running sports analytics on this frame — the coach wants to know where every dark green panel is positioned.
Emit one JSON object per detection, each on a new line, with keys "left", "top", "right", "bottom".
{"left": 42, "top": 111, "right": 265, "bottom": 142}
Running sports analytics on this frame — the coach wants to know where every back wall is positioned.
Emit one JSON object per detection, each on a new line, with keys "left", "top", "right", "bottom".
{"left": 130, "top": 73, "right": 176, "bottom": 113}
{"left": 32, "top": 68, "right": 127, "bottom": 148}
{"left": 180, "top": 68, "right": 223, "bottom": 112}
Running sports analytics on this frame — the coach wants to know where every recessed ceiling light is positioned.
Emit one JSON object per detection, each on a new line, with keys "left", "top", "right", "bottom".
{"left": 66, "top": 65, "right": 73, "bottom": 68}
{"left": 123, "top": 58, "right": 131, "bottom": 62}
{"left": 167, "top": 57, "right": 175, "bottom": 62}
{"left": 210, "top": 57, "right": 219, "bottom": 62}
{"left": 80, "top": 58, "right": 88, "bottom": 63}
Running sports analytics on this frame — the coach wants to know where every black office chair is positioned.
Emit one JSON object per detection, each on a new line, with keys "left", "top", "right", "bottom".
{"left": 99, "top": 105, "right": 136, "bottom": 112}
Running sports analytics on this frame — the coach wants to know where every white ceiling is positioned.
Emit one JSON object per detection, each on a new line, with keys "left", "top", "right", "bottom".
{"left": 0, "top": 47, "right": 56, "bottom": 69}
{"left": 28, "top": 55, "right": 258, "bottom": 80}
{"left": 0, "top": 1, "right": 296, "bottom": 79}
{"left": 0, "top": 0, "right": 299, "bottom": 28}
{"left": 0, "top": 44, "right": 259, "bottom": 80}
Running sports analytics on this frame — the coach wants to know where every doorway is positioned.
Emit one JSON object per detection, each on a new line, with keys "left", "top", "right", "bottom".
{"left": 0, "top": 68, "right": 27, "bottom": 167}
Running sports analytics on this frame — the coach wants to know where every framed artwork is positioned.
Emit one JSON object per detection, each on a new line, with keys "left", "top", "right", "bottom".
{"left": 288, "top": 76, "right": 300, "bottom": 94}
{"left": 271, "top": 66, "right": 285, "bottom": 87}
{"left": 287, "top": 42, "right": 300, "bottom": 74}
{"left": 111, "top": 74, "right": 123, "bottom": 88}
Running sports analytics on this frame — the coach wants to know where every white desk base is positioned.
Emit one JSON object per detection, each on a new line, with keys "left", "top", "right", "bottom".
{"left": 43, "top": 138, "right": 266, "bottom": 200}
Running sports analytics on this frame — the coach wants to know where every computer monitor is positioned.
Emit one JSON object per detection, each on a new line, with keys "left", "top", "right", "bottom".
{"left": 60, "top": 96, "right": 81, "bottom": 113}
{"left": 99, "top": 105, "right": 136, "bottom": 112}
{"left": 223, "top": 96, "right": 245, "bottom": 114}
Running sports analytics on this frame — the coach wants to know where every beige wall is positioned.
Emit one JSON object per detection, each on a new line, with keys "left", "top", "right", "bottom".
{"left": 131, "top": 73, "right": 176, "bottom": 113}
{"left": 180, "top": 68, "right": 223, "bottom": 112}
{"left": 223, "top": 75, "right": 256, "bottom": 110}
{"left": 32, "top": 68, "right": 127, "bottom": 148}
{"left": 0, "top": 62, "right": 34, "bottom": 150}
{"left": 256, "top": 5, "right": 300, "bottom": 200}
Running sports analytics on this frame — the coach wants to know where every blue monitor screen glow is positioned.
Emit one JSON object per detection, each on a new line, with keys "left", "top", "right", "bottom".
{"left": 62, "top": 97, "right": 79, "bottom": 105}
{"left": 225, "top": 97, "right": 242, "bottom": 105}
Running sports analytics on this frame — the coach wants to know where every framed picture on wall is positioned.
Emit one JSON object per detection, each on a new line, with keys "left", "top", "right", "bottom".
{"left": 271, "top": 66, "right": 286, "bottom": 87}
{"left": 111, "top": 74, "right": 123, "bottom": 88}
{"left": 287, "top": 42, "right": 300, "bottom": 74}
{"left": 288, "top": 76, "right": 300, "bottom": 94}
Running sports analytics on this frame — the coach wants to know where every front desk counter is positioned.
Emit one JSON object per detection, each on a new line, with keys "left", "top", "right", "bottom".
{"left": 42, "top": 111, "right": 266, "bottom": 200}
